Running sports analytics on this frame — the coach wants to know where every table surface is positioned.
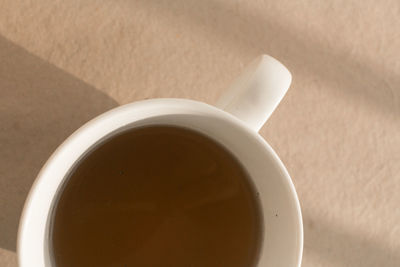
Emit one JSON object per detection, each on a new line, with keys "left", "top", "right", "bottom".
{"left": 1, "top": 1, "right": 399, "bottom": 266}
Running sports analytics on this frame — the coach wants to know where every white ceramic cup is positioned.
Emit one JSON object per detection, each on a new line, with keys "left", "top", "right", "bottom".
{"left": 18, "top": 55, "right": 303, "bottom": 267}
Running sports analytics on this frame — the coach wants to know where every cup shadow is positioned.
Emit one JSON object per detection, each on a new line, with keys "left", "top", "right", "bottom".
{"left": 0, "top": 35, "right": 118, "bottom": 251}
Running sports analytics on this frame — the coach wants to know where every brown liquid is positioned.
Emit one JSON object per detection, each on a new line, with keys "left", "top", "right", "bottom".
{"left": 50, "top": 125, "right": 262, "bottom": 267}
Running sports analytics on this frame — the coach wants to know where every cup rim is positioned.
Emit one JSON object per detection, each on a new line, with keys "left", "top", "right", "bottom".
{"left": 17, "top": 98, "right": 303, "bottom": 267}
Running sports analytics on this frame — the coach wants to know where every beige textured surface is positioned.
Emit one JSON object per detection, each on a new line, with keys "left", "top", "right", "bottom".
{"left": 0, "top": 0, "right": 399, "bottom": 266}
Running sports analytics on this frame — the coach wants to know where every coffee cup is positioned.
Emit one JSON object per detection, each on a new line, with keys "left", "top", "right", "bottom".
{"left": 18, "top": 55, "right": 303, "bottom": 267}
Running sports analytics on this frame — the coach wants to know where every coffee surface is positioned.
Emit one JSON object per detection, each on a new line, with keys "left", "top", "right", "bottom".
{"left": 51, "top": 125, "right": 262, "bottom": 267}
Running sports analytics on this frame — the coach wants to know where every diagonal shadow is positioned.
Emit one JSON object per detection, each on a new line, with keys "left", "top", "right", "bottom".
{"left": 133, "top": 0, "right": 399, "bottom": 118}
{"left": 0, "top": 35, "right": 118, "bottom": 251}
{"left": 304, "top": 213, "right": 400, "bottom": 267}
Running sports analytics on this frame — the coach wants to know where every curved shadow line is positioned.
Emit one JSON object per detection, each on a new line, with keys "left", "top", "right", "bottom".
{"left": 134, "top": 0, "right": 399, "bottom": 118}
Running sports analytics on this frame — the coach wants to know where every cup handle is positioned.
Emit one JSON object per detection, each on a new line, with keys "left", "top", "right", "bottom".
{"left": 216, "top": 55, "right": 292, "bottom": 132}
